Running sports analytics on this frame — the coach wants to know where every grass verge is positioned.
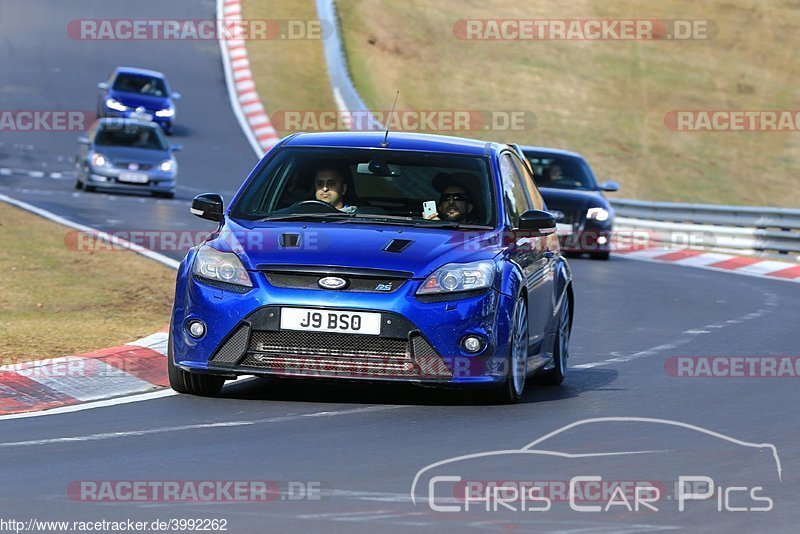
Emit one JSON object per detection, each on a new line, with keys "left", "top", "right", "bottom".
{"left": 336, "top": 0, "right": 799, "bottom": 206}
{"left": 0, "top": 204, "right": 175, "bottom": 363}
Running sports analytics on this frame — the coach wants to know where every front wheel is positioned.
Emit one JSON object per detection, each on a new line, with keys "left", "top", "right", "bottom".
{"left": 167, "top": 332, "right": 225, "bottom": 396}
{"left": 485, "top": 295, "right": 528, "bottom": 404}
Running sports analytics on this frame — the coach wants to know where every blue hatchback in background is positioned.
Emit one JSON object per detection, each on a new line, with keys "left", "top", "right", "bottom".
{"left": 97, "top": 67, "right": 180, "bottom": 134}
{"left": 169, "top": 132, "right": 573, "bottom": 404}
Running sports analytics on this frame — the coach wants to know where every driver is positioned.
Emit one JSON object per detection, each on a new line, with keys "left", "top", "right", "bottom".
{"left": 314, "top": 166, "right": 356, "bottom": 213}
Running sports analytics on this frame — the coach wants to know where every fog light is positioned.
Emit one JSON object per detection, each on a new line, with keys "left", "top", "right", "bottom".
{"left": 597, "top": 236, "right": 608, "bottom": 245}
{"left": 187, "top": 320, "right": 206, "bottom": 338}
{"left": 462, "top": 335, "right": 484, "bottom": 353}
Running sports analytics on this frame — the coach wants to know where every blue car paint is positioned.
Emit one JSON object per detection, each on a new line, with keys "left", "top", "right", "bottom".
{"left": 171, "top": 132, "right": 572, "bottom": 386}
{"left": 100, "top": 67, "right": 176, "bottom": 132}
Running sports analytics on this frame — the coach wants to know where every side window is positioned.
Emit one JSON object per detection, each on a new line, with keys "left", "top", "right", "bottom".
{"left": 499, "top": 153, "right": 532, "bottom": 227}
{"left": 511, "top": 154, "right": 545, "bottom": 211}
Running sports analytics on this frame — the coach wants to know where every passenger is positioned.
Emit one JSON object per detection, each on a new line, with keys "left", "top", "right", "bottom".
{"left": 426, "top": 172, "right": 479, "bottom": 224}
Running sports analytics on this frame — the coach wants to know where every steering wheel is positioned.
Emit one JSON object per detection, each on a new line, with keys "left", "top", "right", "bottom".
{"left": 291, "top": 200, "right": 341, "bottom": 213}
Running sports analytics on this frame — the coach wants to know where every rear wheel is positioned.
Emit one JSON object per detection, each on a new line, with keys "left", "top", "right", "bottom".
{"left": 167, "top": 331, "right": 225, "bottom": 396}
{"left": 542, "top": 297, "right": 571, "bottom": 385}
{"left": 485, "top": 295, "right": 528, "bottom": 404}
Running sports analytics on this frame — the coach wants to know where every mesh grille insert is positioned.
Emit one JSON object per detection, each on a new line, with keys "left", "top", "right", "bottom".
{"left": 248, "top": 331, "right": 410, "bottom": 360}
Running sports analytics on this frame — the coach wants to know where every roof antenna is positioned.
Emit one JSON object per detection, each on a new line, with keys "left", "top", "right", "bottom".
{"left": 381, "top": 90, "right": 399, "bottom": 147}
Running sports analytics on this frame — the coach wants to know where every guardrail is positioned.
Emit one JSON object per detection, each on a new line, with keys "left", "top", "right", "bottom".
{"left": 316, "top": 0, "right": 382, "bottom": 130}
{"left": 611, "top": 199, "right": 800, "bottom": 259}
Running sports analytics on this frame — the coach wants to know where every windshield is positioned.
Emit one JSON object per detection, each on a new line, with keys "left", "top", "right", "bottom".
{"left": 94, "top": 125, "right": 168, "bottom": 150}
{"left": 112, "top": 73, "right": 168, "bottom": 97}
{"left": 231, "top": 147, "right": 496, "bottom": 228}
{"left": 525, "top": 153, "right": 597, "bottom": 191}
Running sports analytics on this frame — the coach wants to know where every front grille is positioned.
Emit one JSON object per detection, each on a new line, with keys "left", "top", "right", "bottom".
{"left": 239, "top": 354, "right": 418, "bottom": 377}
{"left": 249, "top": 331, "right": 409, "bottom": 360}
{"left": 264, "top": 273, "right": 404, "bottom": 293}
{"left": 113, "top": 161, "right": 154, "bottom": 171}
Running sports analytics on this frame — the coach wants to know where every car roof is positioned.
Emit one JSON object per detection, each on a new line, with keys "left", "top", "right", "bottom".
{"left": 114, "top": 66, "right": 166, "bottom": 79}
{"left": 284, "top": 131, "right": 499, "bottom": 157}
{"left": 520, "top": 145, "right": 587, "bottom": 160}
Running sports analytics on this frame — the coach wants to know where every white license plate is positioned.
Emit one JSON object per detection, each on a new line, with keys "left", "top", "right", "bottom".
{"left": 280, "top": 308, "right": 381, "bottom": 335}
{"left": 118, "top": 172, "right": 149, "bottom": 184}
{"left": 130, "top": 112, "right": 153, "bottom": 121}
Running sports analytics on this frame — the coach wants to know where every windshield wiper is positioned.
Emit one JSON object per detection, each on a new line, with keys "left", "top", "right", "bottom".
{"left": 257, "top": 213, "right": 351, "bottom": 222}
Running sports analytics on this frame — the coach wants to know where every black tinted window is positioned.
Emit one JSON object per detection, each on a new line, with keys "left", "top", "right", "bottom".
{"left": 94, "top": 125, "right": 168, "bottom": 150}
{"left": 525, "top": 153, "right": 597, "bottom": 191}
{"left": 231, "top": 147, "right": 496, "bottom": 227}
{"left": 113, "top": 74, "right": 168, "bottom": 97}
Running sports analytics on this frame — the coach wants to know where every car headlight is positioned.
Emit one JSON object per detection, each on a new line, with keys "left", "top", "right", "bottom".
{"left": 586, "top": 207, "right": 610, "bottom": 222}
{"left": 155, "top": 107, "right": 175, "bottom": 118}
{"left": 105, "top": 98, "right": 127, "bottom": 112}
{"left": 192, "top": 246, "right": 252, "bottom": 288}
{"left": 417, "top": 260, "right": 495, "bottom": 295}
{"left": 159, "top": 159, "right": 176, "bottom": 172}
{"left": 91, "top": 153, "right": 110, "bottom": 168}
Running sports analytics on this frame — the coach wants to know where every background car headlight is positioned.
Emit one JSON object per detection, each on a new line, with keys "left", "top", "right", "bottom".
{"left": 417, "top": 260, "right": 495, "bottom": 295}
{"left": 105, "top": 98, "right": 127, "bottom": 112}
{"left": 192, "top": 246, "right": 252, "bottom": 288}
{"left": 91, "top": 153, "right": 110, "bottom": 168}
{"left": 159, "top": 159, "right": 176, "bottom": 172}
{"left": 155, "top": 107, "right": 175, "bottom": 118}
{"left": 586, "top": 207, "right": 610, "bottom": 222}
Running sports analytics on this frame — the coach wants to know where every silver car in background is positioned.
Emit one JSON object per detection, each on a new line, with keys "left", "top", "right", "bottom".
{"left": 75, "top": 118, "right": 180, "bottom": 198}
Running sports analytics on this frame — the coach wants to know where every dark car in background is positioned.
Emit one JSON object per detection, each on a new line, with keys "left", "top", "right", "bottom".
{"left": 521, "top": 146, "right": 619, "bottom": 260}
{"left": 75, "top": 118, "right": 180, "bottom": 198}
{"left": 97, "top": 67, "right": 180, "bottom": 134}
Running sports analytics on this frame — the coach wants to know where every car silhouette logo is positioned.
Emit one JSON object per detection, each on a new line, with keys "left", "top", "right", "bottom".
{"left": 318, "top": 276, "right": 347, "bottom": 290}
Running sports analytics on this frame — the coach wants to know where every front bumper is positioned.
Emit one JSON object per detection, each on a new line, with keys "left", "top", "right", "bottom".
{"left": 86, "top": 167, "right": 175, "bottom": 194}
{"left": 559, "top": 221, "right": 613, "bottom": 253}
{"left": 171, "top": 265, "right": 516, "bottom": 386}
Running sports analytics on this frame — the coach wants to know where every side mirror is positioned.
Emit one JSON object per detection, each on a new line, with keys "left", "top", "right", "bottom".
{"left": 600, "top": 180, "right": 619, "bottom": 192}
{"left": 191, "top": 193, "right": 224, "bottom": 222}
{"left": 171, "top": 92, "right": 181, "bottom": 100}
{"left": 170, "top": 144, "right": 183, "bottom": 152}
{"left": 78, "top": 136, "right": 90, "bottom": 145}
{"left": 518, "top": 209, "right": 557, "bottom": 235}
{"left": 97, "top": 82, "right": 109, "bottom": 90}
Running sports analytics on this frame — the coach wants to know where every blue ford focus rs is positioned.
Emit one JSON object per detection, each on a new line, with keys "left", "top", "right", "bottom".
{"left": 169, "top": 132, "right": 573, "bottom": 403}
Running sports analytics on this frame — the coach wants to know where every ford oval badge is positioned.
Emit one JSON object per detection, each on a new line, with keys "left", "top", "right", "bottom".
{"left": 318, "top": 276, "right": 347, "bottom": 290}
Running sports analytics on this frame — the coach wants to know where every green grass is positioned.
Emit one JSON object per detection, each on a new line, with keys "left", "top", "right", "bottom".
{"left": 241, "top": 0, "right": 337, "bottom": 136}
{"left": 335, "top": 0, "right": 800, "bottom": 206}
{"left": 0, "top": 205, "right": 175, "bottom": 362}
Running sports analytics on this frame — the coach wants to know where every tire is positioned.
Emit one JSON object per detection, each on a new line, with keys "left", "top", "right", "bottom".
{"left": 485, "top": 295, "right": 528, "bottom": 404}
{"left": 75, "top": 179, "right": 83, "bottom": 190}
{"left": 84, "top": 184, "right": 96, "bottom": 192}
{"left": 152, "top": 191, "right": 175, "bottom": 199}
{"left": 590, "top": 251, "right": 610, "bottom": 260}
{"left": 542, "top": 297, "right": 571, "bottom": 385}
{"left": 167, "top": 331, "right": 225, "bottom": 396}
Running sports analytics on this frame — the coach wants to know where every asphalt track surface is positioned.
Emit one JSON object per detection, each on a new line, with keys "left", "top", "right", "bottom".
{"left": 1, "top": 1, "right": 799, "bottom": 532}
